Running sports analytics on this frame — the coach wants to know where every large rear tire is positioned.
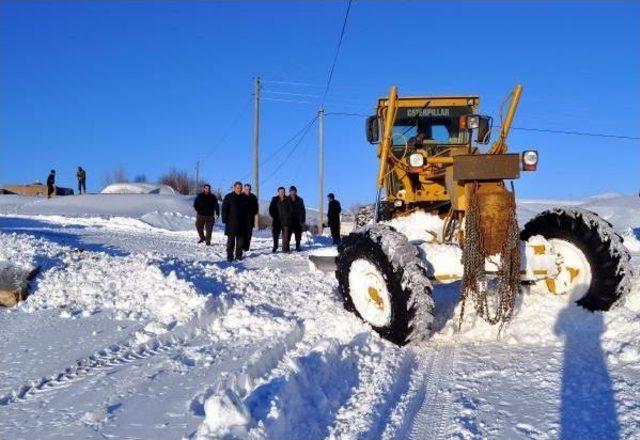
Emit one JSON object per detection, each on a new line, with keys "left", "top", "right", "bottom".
{"left": 521, "top": 208, "right": 632, "bottom": 311}
{"left": 336, "top": 224, "right": 434, "bottom": 345}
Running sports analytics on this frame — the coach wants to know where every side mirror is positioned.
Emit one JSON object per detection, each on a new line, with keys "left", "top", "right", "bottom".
{"left": 366, "top": 115, "right": 380, "bottom": 144}
{"left": 476, "top": 115, "right": 492, "bottom": 144}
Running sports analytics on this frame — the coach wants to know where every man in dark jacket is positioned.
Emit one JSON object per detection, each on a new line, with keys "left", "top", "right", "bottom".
{"left": 243, "top": 183, "right": 259, "bottom": 252}
{"left": 46, "top": 170, "right": 56, "bottom": 199}
{"left": 76, "top": 166, "right": 87, "bottom": 194}
{"left": 287, "top": 185, "right": 306, "bottom": 251}
{"left": 221, "top": 181, "right": 249, "bottom": 262}
{"left": 193, "top": 184, "right": 220, "bottom": 245}
{"left": 268, "top": 187, "right": 290, "bottom": 253}
{"left": 327, "top": 193, "right": 342, "bottom": 245}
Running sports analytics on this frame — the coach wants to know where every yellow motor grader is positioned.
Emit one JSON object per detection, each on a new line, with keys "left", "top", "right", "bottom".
{"left": 310, "top": 84, "right": 632, "bottom": 345}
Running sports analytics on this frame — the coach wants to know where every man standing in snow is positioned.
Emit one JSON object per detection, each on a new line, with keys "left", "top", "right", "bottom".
{"left": 287, "top": 185, "right": 306, "bottom": 251}
{"left": 46, "top": 169, "right": 56, "bottom": 199}
{"left": 327, "top": 193, "right": 342, "bottom": 245}
{"left": 193, "top": 184, "right": 220, "bottom": 245}
{"left": 221, "top": 181, "right": 249, "bottom": 262}
{"left": 243, "top": 183, "right": 259, "bottom": 252}
{"left": 269, "top": 186, "right": 290, "bottom": 253}
{"left": 76, "top": 166, "right": 87, "bottom": 194}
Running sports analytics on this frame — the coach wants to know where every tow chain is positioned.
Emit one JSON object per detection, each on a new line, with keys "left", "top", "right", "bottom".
{"left": 459, "top": 185, "right": 521, "bottom": 330}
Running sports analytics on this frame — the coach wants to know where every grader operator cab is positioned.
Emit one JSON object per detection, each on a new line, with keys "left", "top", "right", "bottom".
{"left": 310, "top": 84, "right": 632, "bottom": 345}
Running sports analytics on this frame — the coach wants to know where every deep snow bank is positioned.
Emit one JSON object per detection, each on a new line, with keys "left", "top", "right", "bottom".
{"left": 0, "top": 193, "right": 193, "bottom": 218}
{"left": 0, "top": 233, "right": 206, "bottom": 328}
{"left": 0, "top": 194, "right": 197, "bottom": 232}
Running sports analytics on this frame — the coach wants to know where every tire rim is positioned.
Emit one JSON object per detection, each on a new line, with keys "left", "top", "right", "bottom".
{"left": 544, "top": 238, "right": 593, "bottom": 300}
{"left": 348, "top": 259, "right": 392, "bottom": 327}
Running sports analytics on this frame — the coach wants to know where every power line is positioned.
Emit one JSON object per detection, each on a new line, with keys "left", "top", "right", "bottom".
{"left": 263, "top": 97, "right": 370, "bottom": 111}
{"left": 261, "top": 79, "right": 325, "bottom": 88}
{"left": 323, "top": 113, "right": 640, "bottom": 140}
{"left": 326, "top": 111, "right": 369, "bottom": 117}
{"left": 201, "top": 96, "right": 252, "bottom": 161}
{"left": 263, "top": 89, "right": 370, "bottom": 105}
{"left": 262, "top": 97, "right": 317, "bottom": 106}
{"left": 241, "top": 115, "right": 318, "bottom": 182}
{"left": 262, "top": 116, "right": 318, "bottom": 167}
{"left": 509, "top": 126, "right": 640, "bottom": 140}
{"left": 264, "top": 90, "right": 323, "bottom": 99}
{"left": 263, "top": 117, "right": 318, "bottom": 185}
{"left": 321, "top": 0, "right": 353, "bottom": 105}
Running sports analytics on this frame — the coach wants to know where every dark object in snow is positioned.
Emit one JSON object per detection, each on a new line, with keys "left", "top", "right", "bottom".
{"left": 0, "top": 265, "right": 40, "bottom": 307}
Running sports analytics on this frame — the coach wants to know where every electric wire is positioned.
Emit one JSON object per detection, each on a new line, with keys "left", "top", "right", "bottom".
{"left": 240, "top": 115, "right": 318, "bottom": 182}
{"left": 263, "top": 117, "right": 318, "bottom": 186}
{"left": 262, "top": 116, "right": 318, "bottom": 167}
{"left": 263, "top": 89, "right": 371, "bottom": 105}
{"left": 320, "top": 0, "right": 353, "bottom": 105}
{"left": 324, "top": 112, "right": 640, "bottom": 140}
{"left": 201, "top": 95, "right": 252, "bottom": 161}
{"left": 509, "top": 127, "right": 640, "bottom": 140}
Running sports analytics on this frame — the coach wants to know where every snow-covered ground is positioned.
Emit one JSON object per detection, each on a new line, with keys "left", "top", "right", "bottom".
{"left": 0, "top": 193, "right": 638, "bottom": 439}
{"left": 101, "top": 182, "right": 177, "bottom": 195}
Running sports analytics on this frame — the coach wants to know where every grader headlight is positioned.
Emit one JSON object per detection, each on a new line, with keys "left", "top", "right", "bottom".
{"left": 522, "top": 150, "right": 539, "bottom": 171}
{"left": 409, "top": 153, "right": 425, "bottom": 168}
{"left": 466, "top": 115, "right": 480, "bottom": 129}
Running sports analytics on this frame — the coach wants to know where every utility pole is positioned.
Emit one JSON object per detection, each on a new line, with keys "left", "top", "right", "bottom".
{"left": 194, "top": 160, "right": 200, "bottom": 194}
{"left": 318, "top": 106, "right": 324, "bottom": 235}
{"left": 253, "top": 76, "right": 261, "bottom": 227}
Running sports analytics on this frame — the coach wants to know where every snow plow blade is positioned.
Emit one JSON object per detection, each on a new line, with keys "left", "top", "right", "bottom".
{"left": 308, "top": 250, "right": 338, "bottom": 273}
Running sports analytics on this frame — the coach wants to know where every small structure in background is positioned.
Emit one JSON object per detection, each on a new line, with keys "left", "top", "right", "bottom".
{"left": 0, "top": 182, "right": 74, "bottom": 197}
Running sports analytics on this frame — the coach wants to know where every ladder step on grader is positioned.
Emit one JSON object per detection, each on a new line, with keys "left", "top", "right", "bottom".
{"left": 309, "top": 84, "right": 632, "bottom": 345}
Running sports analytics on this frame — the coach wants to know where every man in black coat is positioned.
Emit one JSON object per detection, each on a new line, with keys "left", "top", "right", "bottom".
{"left": 46, "top": 169, "right": 56, "bottom": 199}
{"left": 268, "top": 186, "right": 290, "bottom": 253}
{"left": 287, "top": 185, "right": 306, "bottom": 251}
{"left": 193, "top": 184, "right": 220, "bottom": 245}
{"left": 327, "top": 193, "right": 342, "bottom": 245}
{"left": 222, "top": 181, "right": 249, "bottom": 262}
{"left": 76, "top": 166, "right": 87, "bottom": 194}
{"left": 243, "top": 183, "right": 259, "bottom": 252}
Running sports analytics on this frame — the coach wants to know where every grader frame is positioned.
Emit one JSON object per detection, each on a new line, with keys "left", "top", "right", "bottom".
{"left": 308, "top": 84, "right": 630, "bottom": 345}
{"left": 371, "top": 84, "right": 525, "bottom": 224}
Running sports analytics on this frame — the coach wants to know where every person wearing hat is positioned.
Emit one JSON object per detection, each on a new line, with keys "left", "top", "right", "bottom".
{"left": 327, "top": 193, "right": 342, "bottom": 245}
{"left": 287, "top": 185, "right": 306, "bottom": 251}
{"left": 242, "top": 183, "right": 259, "bottom": 252}
{"left": 193, "top": 183, "right": 220, "bottom": 245}
{"left": 269, "top": 186, "right": 291, "bottom": 252}
{"left": 46, "top": 169, "right": 56, "bottom": 199}
{"left": 221, "top": 181, "right": 249, "bottom": 261}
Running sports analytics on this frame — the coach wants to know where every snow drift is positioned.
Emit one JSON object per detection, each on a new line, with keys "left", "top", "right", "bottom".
{"left": 101, "top": 182, "right": 176, "bottom": 195}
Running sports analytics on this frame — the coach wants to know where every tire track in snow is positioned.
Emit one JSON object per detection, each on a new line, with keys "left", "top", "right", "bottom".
{"left": 0, "top": 295, "right": 229, "bottom": 407}
{"left": 189, "top": 319, "right": 305, "bottom": 419}
{"left": 358, "top": 350, "right": 418, "bottom": 440}
{"left": 0, "top": 334, "right": 183, "bottom": 406}
{"left": 391, "top": 342, "right": 459, "bottom": 440}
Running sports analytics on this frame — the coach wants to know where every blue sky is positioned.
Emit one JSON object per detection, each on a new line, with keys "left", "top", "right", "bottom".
{"left": 1, "top": 1, "right": 638, "bottom": 207}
